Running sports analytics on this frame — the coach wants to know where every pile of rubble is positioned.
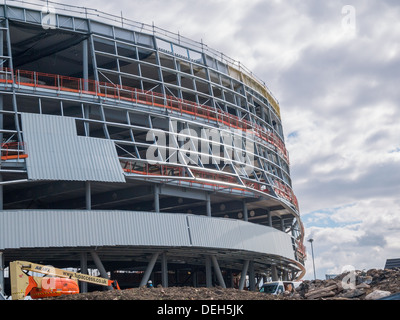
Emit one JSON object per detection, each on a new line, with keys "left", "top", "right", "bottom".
{"left": 294, "top": 268, "right": 400, "bottom": 300}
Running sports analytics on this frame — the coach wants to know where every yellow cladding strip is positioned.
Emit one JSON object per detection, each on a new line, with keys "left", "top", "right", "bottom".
{"left": 228, "top": 66, "right": 281, "bottom": 119}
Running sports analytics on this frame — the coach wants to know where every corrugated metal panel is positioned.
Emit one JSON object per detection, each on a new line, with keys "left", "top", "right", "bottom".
{"left": 21, "top": 113, "right": 125, "bottom": 182}
{"left": 187, "top": 215, "right": 244, "bottom": 250}
{"left": 238, "top": 221, "right": 295, "bottom": 260}
{"left": 0, "top": 210, "right": 190, "bottom": 249}
{"left": 0, "top": 210, "right": 295, "bottom": 262}
{"left": 188, "top": 215, "right": 295, "bottom": 261}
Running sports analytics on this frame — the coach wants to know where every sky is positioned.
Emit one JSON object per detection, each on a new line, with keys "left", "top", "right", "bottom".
{"left": 46, "top": 0, "right": 399, "bottom": 280}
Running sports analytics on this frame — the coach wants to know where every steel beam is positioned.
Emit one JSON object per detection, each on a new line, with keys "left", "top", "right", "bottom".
{"left": 210, "top": 255, "right": 226, "bottom": 288}
{"left": 90, "top": 250, "right": 112, "bottom": 289}
{"left": 80, "top": 252, "right": 88, "bottom": 293}
{"left": 140, "top": 252, "right": 159, "bottom": 287}
{"left": 161, "top": 252, "right": 168, "bottom": 288}
{"left": 238, "top": 260, "right": 249, "bottom": 290}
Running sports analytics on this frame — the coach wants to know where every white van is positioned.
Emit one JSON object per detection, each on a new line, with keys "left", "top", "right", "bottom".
{"left": 259, "top": 281, "right": 300, "bottom": 295}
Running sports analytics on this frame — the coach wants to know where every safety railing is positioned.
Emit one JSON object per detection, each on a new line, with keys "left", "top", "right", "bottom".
{"left": 2, "top": 67, "right": 290, "bottom": 164}
{"left": 119, "top": 159, "right": 300, "bottom": 207}
{"left": 273, "top": 180, "right": 299, "bottom": 210}
{"left": 1, "top": 141, "right": 28, "bottom": 161}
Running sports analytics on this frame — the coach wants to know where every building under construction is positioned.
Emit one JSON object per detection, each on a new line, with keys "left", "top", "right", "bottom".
{"left": 0, "top": 1, "right": 306, "bottom": 295}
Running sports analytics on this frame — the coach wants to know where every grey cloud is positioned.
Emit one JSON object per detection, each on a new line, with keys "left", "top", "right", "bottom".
{"left": 356, "top": 232, "right": 387, "bottom": 247}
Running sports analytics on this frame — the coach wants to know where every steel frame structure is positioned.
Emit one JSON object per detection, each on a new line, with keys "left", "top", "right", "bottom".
{"left": 0, "top": 1, "right": 305, "bottom": 294}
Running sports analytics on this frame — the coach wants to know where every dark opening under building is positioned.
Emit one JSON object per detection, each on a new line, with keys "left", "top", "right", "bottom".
{"left": 0, "top": 1, "right": 306, "bottom": 295}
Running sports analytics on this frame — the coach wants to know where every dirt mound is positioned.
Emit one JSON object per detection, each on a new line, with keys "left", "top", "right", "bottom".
{"left": 50, "top": 285, "right": 294, "bottom": 300}
{"left": 50, "top": 268, "right": 400, "bottom": 300}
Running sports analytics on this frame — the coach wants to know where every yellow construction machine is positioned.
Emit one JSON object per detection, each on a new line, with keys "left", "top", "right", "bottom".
{"left": 10, "top": 260, "right": 120, "bottom": 300}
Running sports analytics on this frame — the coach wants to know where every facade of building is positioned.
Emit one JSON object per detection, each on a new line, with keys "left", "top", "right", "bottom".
{"left": 0, "top": 1, "right": 305, "bottom": 293}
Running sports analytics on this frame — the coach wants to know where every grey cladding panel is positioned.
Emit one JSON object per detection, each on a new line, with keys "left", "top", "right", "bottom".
{"left": 21, "top": 113, "right": 125, "bottom": 182}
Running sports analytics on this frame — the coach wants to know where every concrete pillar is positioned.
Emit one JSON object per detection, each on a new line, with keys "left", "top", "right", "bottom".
{"left": 85, "top": 181, "right": 91, "bottom": 210}
{"left": 206, "top": 193, "right": 211, "bottom": 217}
{"left": 248, "top": 261, "right": 255, "bottom": 291}
{"left": 268, "top": 211, "right": 272, "bottom": 227}
{"left": 238, "top": 260, "right": 249, "bottom": 290}
{"left": 0, "top": 252, "right": 4, "bottom": 296}
{"left": 139, "top": 252, "right": 159, "bottom": 287}
{"left": 243, "top": 200, "right": 248, "bottom": 222}
{"left": 282, "top": 269, "right": 288, "bottom": 281}
{"left": 154, "top": 185, "right": 160, "bottom": 212}
{"left": 271, "top": 265, "right": 278, "bottom": 281}
{"left": 205, "top": 256, "right": 212, "bottom": 287}
{"left": 80, "top": 252, "right": 88, "bottom": 293}
{"left": 210, "top": 255, "right": 226, "bottom": 288}
{"left": 161, "top": 252, "right": 168, "bottom": 288}
{"left": 90, "top": 250, "right": 111, "bottom": 289}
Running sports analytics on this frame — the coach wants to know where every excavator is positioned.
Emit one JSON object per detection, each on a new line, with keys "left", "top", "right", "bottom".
{"left": 9, "top": 260, "right": 120, "bottom": 300}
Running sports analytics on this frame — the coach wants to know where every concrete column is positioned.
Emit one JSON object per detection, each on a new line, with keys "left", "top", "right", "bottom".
{"left": 154, "top": 185, "right": 160, "bottom": 212}
{"left": 0, "top": 175, "right": 3, "bottom": 211}
{"left": 210, "top": 255, "right": 226, "bottom": 288}
{"left": 139, "top": 252, "right": 159, "bottom": 287}
{"left": 238, "top": 260, "right": 249, "bottom": 290}
{"left": 205, "top": 256, "right": 212, "bottom": 287}
{"left": 80, "top": 252, "right": 88, "bottom": 293}
{"left": 268, "top": 211, "right": 272, "bottom": 227}
{"left": 90, "top": 250, "right": 111, "bottom": 289}
{"left": 161, "top": 252, "right": 168, "bottom": 288}
{"left": 248, "top": 261, "right": 255, "bottom": 291}
{"left": 271, "top": 265, "right": 278, "bottom": 281}
{"left": 85, "top": 181, "right": 91, "bottom": 210}
{"left": 0, "top": 252, "right": 4, "bottom": 296}
{"left": 282, "top": 269, "right": 288, "bottom": 281}
{"left": 243, "top": 200, "right": 248, "bottom": 222}
{"left": 206, "top": 193, "right": 211, "bottom": 217}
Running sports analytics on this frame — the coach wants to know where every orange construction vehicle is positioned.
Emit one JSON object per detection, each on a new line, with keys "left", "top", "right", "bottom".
{"left": 10, "top": 260, "right": 120, "bottom": 300}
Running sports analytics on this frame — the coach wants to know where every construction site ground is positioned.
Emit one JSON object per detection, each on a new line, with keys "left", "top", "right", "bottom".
{"left": 50, "top": 268, "right": 400, "bottom": 300}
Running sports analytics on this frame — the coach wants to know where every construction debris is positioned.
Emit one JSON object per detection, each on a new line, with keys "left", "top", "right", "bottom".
{"left": 46, "top": 268, "right": 400, "bottom": 300}
{"left": 296, "top": 268, "right": 400, "bottom": 300}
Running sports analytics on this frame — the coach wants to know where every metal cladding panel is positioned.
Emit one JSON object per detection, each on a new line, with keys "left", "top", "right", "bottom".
{"left": 0, "top": 210, "right": 191, "bottom": 250}
{"left": 1, "top": 210, "right": 295, "bottom": 262}
{"left": 21, "top": 113, "right": 125, "bottom": 183}
{"left": 238, "top": 222, "right": 295, "bottom": 260}
{"left": 187, "top": 215, "right": 244, "bottom": 250}
{"left": 188, "top": 215, "right": 295, "bottom": 261}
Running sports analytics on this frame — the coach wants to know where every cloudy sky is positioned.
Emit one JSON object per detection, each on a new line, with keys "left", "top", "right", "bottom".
{"left": 52, "top": 0, "right": 399, "bottom": 279}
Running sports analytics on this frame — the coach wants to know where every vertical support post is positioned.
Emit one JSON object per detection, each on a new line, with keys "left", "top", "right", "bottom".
{"left": 85, "top": 181, "right": 91, "bottom": 210}
{"left": 83, "top": 39, "right": 88, "bottom": 91}
{"left": 205, "top": 256, "right": 212, "bottom": 288}
{"left": 161, "top": 252, "right": 168, "bottom": 288}
{"left": 90, "top": 250, "right": 111, "bottom": 289}
{"left": 80, "top": 252, "right": 88, "bottom": 293}
{"left": 0, "top": 174, "right": 3, "bottom": 211}
{"left": 140, "top": 252, "right": 159, "bottom": 287}
{"left": 210, "top": 255, "right": 226, "bottom": 288}
{"left": 243, "top": 200, "right": 248, "bottom": 222}
{"left": 271, "top": 265, "right": 278, "bottom": 281}
{"left": 206, "top": 193, "right": 211, "bottom": 217}
{"left": 282, "top": 269, "right": 288, "bottom": 281}
{"left": 154, "top": 184, "right": 160, "bottom": 212}
{"left": 0, "top": 252, "right": 4, "bottom": 296}
{"left": 5, "top": 18, "right": 22, "bottom": 143}
{"left": 248, "top": 261, "right": 255, "bottom": 291}
{"left": 238, "top": 260, "right": 249, "bottom": 290}
{"left": 268, "top": 211, "right": 272, "bottom": 227}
